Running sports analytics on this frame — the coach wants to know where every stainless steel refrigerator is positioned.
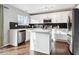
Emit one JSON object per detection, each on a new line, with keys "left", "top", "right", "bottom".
{"left": 69, "top": 9, "right": 79, "bottom": 55}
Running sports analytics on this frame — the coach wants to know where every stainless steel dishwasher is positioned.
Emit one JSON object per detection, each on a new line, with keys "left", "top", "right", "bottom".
{"left": 18, "top": 30, "right": 26, "bottom": 44}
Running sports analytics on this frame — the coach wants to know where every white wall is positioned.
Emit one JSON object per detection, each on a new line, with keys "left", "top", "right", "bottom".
{"left": 76, "top": 5, "right": 79, "bottom": 9}
{"left": 3, "top": 4, "right": 29, "bottom": 46}
{"left": 30, "top": 11, "right": 71, "bottom": 23}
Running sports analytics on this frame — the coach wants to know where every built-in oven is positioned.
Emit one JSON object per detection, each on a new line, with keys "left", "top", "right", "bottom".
{"left": 43, "top": 19, "right": 52, "bottom": 29}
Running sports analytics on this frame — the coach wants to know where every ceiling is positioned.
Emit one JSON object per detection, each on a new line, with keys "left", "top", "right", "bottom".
{"left": 10, "top": 4, "right": 77, "bottom": 14}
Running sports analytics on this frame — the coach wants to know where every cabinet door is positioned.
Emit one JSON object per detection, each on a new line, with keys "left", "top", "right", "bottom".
{"left": 35, "top": 33, "right": 50, "bottom": 54}
{"left": 30, "top": 19, "right": 40, "bottom": 24}
{"left": 51, "top": 11, "right": 70, "bottom": 23}
{"left": 31, "top": 14, "right": 47, "bottom": 23}
{"left": 26, "top": 30, "right": 30, "bottom": 41}
{"left": 30, "top": 32, "right": 36, "bottom": 50}
{"left": 53, "top": 12, "right": 67, "bottom": 23}
{"left": 9, "top": 30, "right": 18, "bottom": 46}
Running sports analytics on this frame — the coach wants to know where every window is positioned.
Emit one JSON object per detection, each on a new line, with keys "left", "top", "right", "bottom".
{"left": 18, "top": 15, "right": 29, "bottom": 25}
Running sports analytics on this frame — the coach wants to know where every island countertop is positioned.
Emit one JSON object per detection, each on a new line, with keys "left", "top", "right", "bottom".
{"left": 28, "top": 28, "right": 51, "bottom": 33}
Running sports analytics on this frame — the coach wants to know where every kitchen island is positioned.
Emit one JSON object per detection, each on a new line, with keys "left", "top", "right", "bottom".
{"left": 29, "top": 28, "right": 70, "bottom": 54}
{"left": 30, "top": 28, "right": 51, "bottom": 54}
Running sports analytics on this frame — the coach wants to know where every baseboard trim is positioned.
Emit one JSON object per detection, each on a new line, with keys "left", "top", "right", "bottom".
{"left": 1, "top": 44, "right": 9, "bottom": 48}
{"left": 25, "top": 40, "right": 30, "bottom": 42}
{"left": 25, "top": 39, "right": 30, "bottom": 42}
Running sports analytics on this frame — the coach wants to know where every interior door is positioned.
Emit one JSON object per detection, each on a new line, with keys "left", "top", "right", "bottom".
{"left": 0, "top": 5, "right": 3, "bottom": 47}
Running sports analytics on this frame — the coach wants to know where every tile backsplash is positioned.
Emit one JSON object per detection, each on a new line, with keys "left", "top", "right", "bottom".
{"left": 10, "top": 22, "right": 68, "bottom": 29}
{"left": 9, "top": 22, "right": 18, "bottom": 29}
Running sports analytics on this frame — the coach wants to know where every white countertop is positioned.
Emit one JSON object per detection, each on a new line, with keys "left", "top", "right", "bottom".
{"left": 68, "top": 31, "right": 72, "bottom": 36}
{"left": 28, "top": 28, "right": 51, "bottom": 33}
{"left": 9, "top": 28, "right": 68, "bottom": 34}
{"left": 10, "top": 29, "right": 27, "bottom": 30}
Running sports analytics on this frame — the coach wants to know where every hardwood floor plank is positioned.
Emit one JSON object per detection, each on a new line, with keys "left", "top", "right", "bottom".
{"left": 0, "top": 41, "right": 70, "bottom": 55}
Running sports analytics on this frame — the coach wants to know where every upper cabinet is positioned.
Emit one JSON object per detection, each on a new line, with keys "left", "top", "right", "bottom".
{"left": 30, "top": 11, "right": 71, "bottom": 23}
{"left": 51, "top": 11, "right": 70, "bottom": 23}
{"left": 30, "top": 19, "right": 41, "bottom": 24}
{"left": 30, "top": 15, "right": 44, "bottom": 24}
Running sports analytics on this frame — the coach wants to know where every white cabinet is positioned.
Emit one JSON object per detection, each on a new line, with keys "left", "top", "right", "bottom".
{"left": 9, "top": 29, "right": 30, "bottom": 46}
{"left": 30, "top": 32, "right": 36, "bottom": 51}
{"left": 30, "top": 19, "right": 41, "bottom": 24}
{"left": 52, "top": 29, "right": 68, "bottom": 42}
{"left": 31, "top": 11, "right": 71, "bottom": 23}
{"left": 9, "top": 30, "right": 18, "bottom": 46}
{"left": 30, "top": 29, "right": 51, "bottom": 54}
{"left": 50, "top": 11, "right": 70, "bottom": 23}
{"left": 35, "top": 33, "right": 50, "bottom": 54}
{"left": 30, "top": 14, "right": 47, "bottom": 23}
{"left": 26, "top": 30, "right": 30, "bottom": 41}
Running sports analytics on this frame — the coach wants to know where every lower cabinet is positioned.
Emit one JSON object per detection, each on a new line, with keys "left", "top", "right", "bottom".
{"left": 26, "top": 30, "right": 30, "bottom": 41}
{"left": 9, "top": 29, "right": 30, "bottom": 46}
{"left": 30, "top": 31, "right": 51, "bottom": 54}
{"left": 9, "top": 30, "right": 18, "bottom": 46}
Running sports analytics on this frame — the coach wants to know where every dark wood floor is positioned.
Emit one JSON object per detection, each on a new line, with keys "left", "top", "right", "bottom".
{"left": 0, "top": 42, "right": 30, "bottom": 55}
{"left": 51, "top": 41, "right": 70, "bottom": 55}
{"left": 0, "top": 41, "right": 71, "bottom": 55}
